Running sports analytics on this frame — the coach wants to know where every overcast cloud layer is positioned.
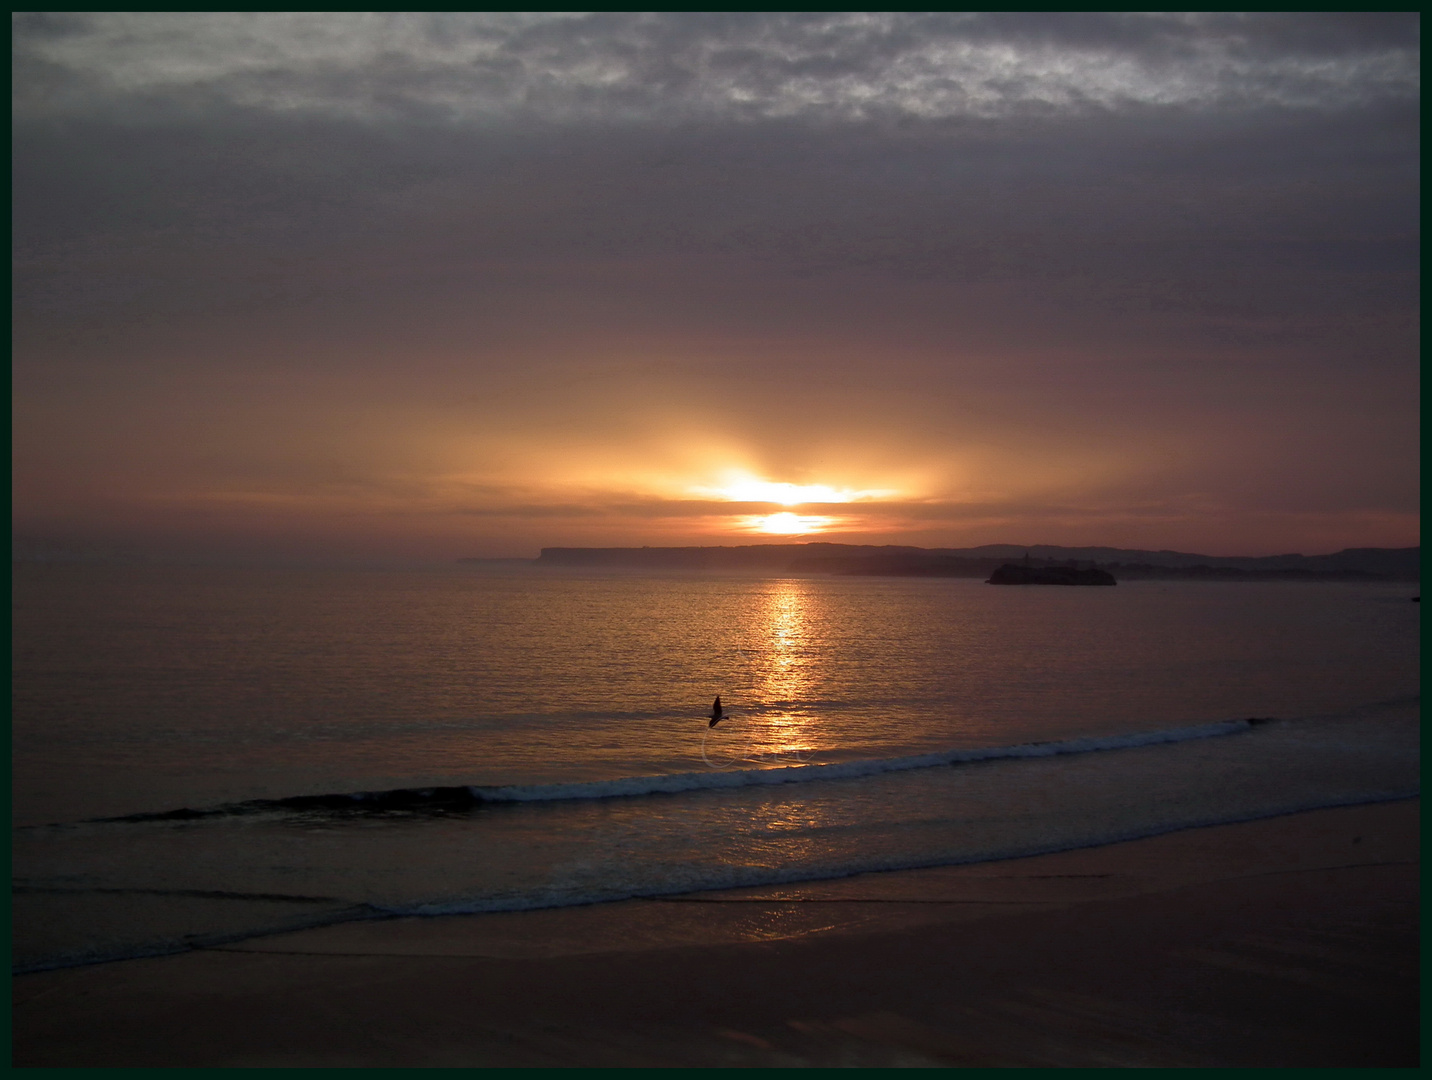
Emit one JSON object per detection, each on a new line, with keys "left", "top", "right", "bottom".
{"left": 12, "top": 13, "right": 1420, "bottom": 559}
{"left": 15, "top": 12, "right": 1420, "bottom": 121}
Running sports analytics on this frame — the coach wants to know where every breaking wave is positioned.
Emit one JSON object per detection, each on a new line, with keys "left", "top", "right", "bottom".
{"left": 97, "top": 717, "right": 1262, "bottom": 824}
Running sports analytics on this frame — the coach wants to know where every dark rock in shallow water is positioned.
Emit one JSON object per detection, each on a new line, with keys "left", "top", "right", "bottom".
{"left": 987, "top": 564, "right": 1117, "bottom": 586}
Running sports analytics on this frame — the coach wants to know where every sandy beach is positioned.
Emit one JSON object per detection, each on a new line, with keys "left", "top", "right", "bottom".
{"left": 13, "top": 798, "right": 1418, "bottom": 1067}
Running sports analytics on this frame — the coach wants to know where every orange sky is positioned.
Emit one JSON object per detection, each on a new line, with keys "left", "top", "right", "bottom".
{"left": 12, "top": 14, "right": 1420, "bottom": 560}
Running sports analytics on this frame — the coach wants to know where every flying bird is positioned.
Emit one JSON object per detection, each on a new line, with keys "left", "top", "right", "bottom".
{"left": 709, "top": 696, "right": 724, "bottom": 727}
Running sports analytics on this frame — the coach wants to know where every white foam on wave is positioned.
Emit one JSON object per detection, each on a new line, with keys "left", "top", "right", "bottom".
{"left": 469, "top": 718, "right": 1254, "bottom": 804}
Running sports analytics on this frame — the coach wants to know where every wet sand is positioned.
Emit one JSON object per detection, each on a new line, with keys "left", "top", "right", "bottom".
{"left": 13, "top": 798, "right": 1419, "bottom": 1067}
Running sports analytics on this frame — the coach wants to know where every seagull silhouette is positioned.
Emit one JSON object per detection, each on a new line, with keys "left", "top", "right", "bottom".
{"left": 709, "top": 695, "right": 725, "bottom": 727}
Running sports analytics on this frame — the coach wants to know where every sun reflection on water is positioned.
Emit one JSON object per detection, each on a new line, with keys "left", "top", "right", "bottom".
{"left": 750, "top": 580, "right": 819, "bottom": 759}
{"left": 700, "top": 578, "right": 826, "bottom": 770}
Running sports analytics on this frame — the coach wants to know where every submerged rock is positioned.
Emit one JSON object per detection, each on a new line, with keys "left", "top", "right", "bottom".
{"left": 987, "top": 564, "right": 1117, "bottom": 586}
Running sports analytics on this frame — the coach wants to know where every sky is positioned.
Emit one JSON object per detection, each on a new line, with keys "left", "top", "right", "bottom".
{"left": 12, "top": 13, "right": 1420, "bottom": 559}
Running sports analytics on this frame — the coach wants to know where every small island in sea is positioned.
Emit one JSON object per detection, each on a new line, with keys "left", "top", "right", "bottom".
{"left": 987, "top": 562, "right": 1117, "bottom": 586}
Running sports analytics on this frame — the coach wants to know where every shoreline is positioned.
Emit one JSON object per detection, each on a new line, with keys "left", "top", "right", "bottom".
{"left": 13, "top": 786, "right": 1415, "bottom": 978}
{"left": 13, "top": 798, "right": 1419, "bottom": 1067}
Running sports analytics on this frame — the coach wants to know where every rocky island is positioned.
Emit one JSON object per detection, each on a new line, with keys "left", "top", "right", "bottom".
{"left": 987, "top": 563, "right": 1117, "bottom": 586}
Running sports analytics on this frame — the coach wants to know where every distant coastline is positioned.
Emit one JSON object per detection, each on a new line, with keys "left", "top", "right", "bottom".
{"left": 493, "top": 543, "right": 1421, "bottom": 582}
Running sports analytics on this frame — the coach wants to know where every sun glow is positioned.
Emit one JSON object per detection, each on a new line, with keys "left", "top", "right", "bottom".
{"left": 693, "top": 476, "right": 895, "bottom": 506}
{"left": 685, "top": 471, "right": 899, "bottom": 537}
{"left": 748, "top": 512, "right": 833, "bottom": 535}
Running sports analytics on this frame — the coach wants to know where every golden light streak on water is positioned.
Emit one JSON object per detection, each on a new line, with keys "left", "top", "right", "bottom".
{"left": 753, "top": 580, "right": 819, "bottom": 761}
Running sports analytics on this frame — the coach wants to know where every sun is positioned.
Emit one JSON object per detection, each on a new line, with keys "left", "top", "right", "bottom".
{"left": 689, "top": 472, "right": 897, "bottom": 537}
{"left": 691, "top": 474, "right": 895, "bottom": 506}
{"left": 751, "top": 512, "right": 832, "bottom": 535}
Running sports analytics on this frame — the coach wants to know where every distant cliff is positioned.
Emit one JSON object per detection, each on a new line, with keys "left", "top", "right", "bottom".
{"left": 532, "top": 543, "right": 1418, "bottom": 581}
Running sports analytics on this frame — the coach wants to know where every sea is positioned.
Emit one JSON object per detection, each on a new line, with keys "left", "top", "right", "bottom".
{"left": 11, "top": 559, "right": 1421, "bottom": 974}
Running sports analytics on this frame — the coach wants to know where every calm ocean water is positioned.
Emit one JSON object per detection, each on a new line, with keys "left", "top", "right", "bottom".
{"left": 12, "top": 561, "right": 1420, "bottom": 972}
